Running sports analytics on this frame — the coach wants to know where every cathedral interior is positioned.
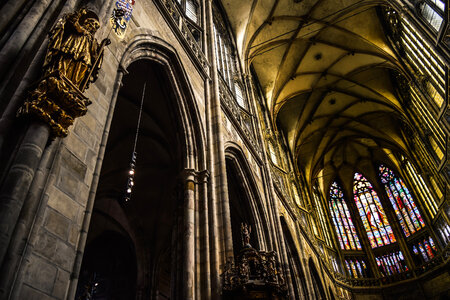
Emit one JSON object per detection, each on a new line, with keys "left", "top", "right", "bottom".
{"left": 0, "top": 0, "right": 449, "bottom": 299}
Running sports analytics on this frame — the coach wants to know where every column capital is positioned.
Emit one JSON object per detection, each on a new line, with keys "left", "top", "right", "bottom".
{"left": 179, "top": 169, "right": 210, "bottom": 183}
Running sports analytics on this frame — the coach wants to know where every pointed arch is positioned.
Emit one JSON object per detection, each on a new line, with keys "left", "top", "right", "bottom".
{"left": 328, "top": 181, "right": 361, "bottom": 250}
{"left": 225, "top": 144, "right": 271, "bottom": 253}
{"left": 308, "top": 258, "right": 326, "bottom": 300}
{"left": 378, "top": 165, "right": 425, "bottom": 237}
{"left": 280, "top": 217, "right": 309, "bottom": 299}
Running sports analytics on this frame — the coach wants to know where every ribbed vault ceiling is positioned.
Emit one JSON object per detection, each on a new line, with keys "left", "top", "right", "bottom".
{"left": 220, "top": 0, "right": 412, "bottom": 188}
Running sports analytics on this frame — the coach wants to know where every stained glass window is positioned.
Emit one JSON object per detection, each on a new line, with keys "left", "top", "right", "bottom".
{"left": 353, "top": 173, "right": 396, "bottom": 248}
{"left": 329, "top": 182, "right": 362, "bottom": 250}
{"left": 411, "top": 236, "right": 438, "bottom": 265}
{"left": 376, "top": 251, "right": 407, "bottom": 276}
{"left": 379, "top": 165, "right": 426, "bottom": 237}
{"left": 344, "top": 258, "right": 367, "bottom": 278}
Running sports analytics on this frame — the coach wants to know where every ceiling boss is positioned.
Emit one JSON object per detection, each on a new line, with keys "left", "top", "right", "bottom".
{"left": 17, "top": 8, "right": 110, "bottom": 138}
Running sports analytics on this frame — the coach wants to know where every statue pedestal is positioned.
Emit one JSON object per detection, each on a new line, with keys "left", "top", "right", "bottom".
{"left": 18, "top": 71, "right": 91, "bottom": 138}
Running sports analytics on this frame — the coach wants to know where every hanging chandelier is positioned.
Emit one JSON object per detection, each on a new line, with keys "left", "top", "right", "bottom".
{"left": 124, "top": 82, "right": 146, "bottom": 202}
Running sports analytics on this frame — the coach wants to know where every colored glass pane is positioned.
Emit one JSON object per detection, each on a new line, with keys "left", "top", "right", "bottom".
{"left": 353, "top": 173, "right": 396, "bottom": 248}
{"left": 345, "top": 260, "right": 351, "bottom": 277}
{"left": 423, "top": 239, "right": 435, "bottom": 259}
{"left": 355, "top": 261, "right": 363, "bottom": 277}
{"left": 379, "top": 165, "right": 425, "bottom": 237}
{"left": 376, "top": 251, "right": 406, "bottom": 277}
{"left": 329, "top": 182, "right": 362, "bottom": 250}
{"left": 418, "top": 243, "right": 428, "bottom": 261}
{"left": 412, "top": 236, "right": 438, "bottom": 265}
{"left": 429, "top": 236, "right": 437, "bottom": 251}
{"left": 350, "top": 261, "right": 357, "bottom": 278}
{"left": 345, "top": 259, "right": 367, "bottom": 278}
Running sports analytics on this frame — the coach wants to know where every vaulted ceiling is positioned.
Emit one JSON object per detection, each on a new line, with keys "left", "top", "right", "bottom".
{"left": 220, "top": 0, "right": 413, "bottom": 189}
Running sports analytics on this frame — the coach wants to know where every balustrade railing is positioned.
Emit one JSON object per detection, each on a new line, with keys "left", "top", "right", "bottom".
{"left": 331, "top": 244, "right": 450, "bottom": 288}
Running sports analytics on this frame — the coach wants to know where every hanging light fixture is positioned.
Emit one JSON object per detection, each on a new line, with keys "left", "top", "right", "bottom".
{"left": 124, "top": 82, "right": 146, "bottom": 202}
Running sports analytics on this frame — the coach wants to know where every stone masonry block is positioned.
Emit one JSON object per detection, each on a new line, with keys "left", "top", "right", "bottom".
{"left": 81, "top": 111, "right": 98, "bottom": 134}
{"left": 60, "top": 146, "right": 87, "bottom": 180}
{"left": 75, "top": 183, "right": 90, "bottom": 206}
{"left": 53, "top": 269, "right": 70, "bottom": 299}
{"left": 24, "top": 255, "right": 57, "bottom": 294}
{"left": 53, "top": 240, "right": 75, "bottom": 271}
{"left": 55, "top": 167, "right": 79, "bottom": 199}
{"left": 85, "top": 149, "right": 98, "bottom": 173}
{"left": 47, "top": 188, "right": 80, "bottom": 222}
{"left": 63, "top": 134, "right": 88, "bottom": 162}
{"left": 34, "top": 228, "right": 57, "bottom": 260}
{"left": 74, "top": 119, "right": 97, "bottom": 149}
{"left": 44, "top": 209, "right": 70, "bottom": 240}
{"left": 68, "top": 224, "right": 79, "bottom": 246}
{"left": 20, "top": 284, "right": 56, "bottom": 300}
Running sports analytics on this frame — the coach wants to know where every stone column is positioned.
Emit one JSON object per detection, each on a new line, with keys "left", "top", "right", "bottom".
{"left": 205, "top": 0, "right": 234, "bottom": 261}
{"left": 182, "top": 169, "right": 197, "bottom": 300}
{"left": 0, "top": 121, "right": 50, "bottom": 267}
{"left": 0, "top": 136, "right": 58, "bottom": 298}
{"left": 197, "top": 169, "right": 211, "bottom": 299}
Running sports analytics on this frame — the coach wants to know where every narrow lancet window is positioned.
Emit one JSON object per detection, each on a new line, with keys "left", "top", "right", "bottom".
{"left": 379, "top": 165, "right": 425, "bottom": 237}
{"left": 376, "top": 251, "right": 407, "bottom": 276}
{"left": 329, "top": 182, "right": 361, "bottom": 250}
{"left": 353, "top": 173, "right": 396, "bottom": 248}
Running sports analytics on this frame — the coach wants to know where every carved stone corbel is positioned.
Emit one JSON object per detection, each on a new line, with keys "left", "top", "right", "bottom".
{"left": 17, "top": 8, "right": 110, "bottom": 138}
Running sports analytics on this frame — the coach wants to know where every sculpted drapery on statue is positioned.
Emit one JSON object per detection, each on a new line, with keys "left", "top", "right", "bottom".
{"left": 44, "top": 8, "right": 105, "bottom": 90}
{"left": 18, "top": 8, "right": 110, "bottom": 137}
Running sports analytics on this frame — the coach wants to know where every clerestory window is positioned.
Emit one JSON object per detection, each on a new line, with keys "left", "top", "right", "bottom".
{"left": 329, "top": 182, "right": 362, "bottom": 250}
{"left": 378, "top": 165, "right": 426, "bottom": 237}
{"left": 176, "top": 0, "right": 200, "bottom": 24}
{"left": 418, "top": 0, "right": 445, "bottom": 31}
{"left": 353, "top": 173, "right": 396, "bottom": 248}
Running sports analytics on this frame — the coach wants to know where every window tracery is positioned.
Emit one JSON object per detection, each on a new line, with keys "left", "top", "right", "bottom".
{"left": 329, "top": 182, "right": 362, "bottom": 250}
{"left": 436, "top": 216, "right": 450, "bottom": 245}
{"left": 418, "top": 0, "right": 445, "bottom": 31}
{"left": 353, "top": 173, "right": 396, "bottom": 248}
{"left": 378, "top": 165, "right": 425, "bottom": 237}
{"left": 213, "top": 14, "right": 248, "bottom": 110}
{"left": 403, "top": 159, "right": 438, "bottom": 216}
{"left": 313, "top": 188, "right": 333, "bottom": 247}
{"left": 176, "top": 0, "right": 199, "bottom": 24}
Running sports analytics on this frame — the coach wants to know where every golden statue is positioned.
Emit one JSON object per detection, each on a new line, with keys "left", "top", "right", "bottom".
{"left": 44, "top": 8, "right": 109, "bottom": 90}
{"left": 18, "top": 8, "right": 110, "bottom": 137}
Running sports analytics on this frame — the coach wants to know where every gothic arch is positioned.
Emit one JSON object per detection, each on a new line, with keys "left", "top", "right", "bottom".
{"left": 225, "top": 144, "right": 271, "bottom": 252}
{"left": 308, "top": 258, "right": 326, "bottom": 300}
{"left": 119, "top": 32, "right": 207, "bottom": 170}
{"left": 280, "top": 216, "right": 309, "bottom": 300}
{"left": 70, "top": 33, "right": 207, "bottom": 299}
